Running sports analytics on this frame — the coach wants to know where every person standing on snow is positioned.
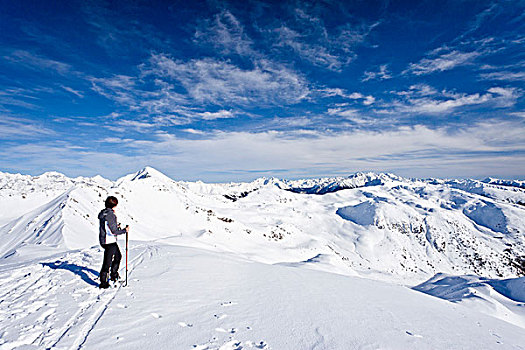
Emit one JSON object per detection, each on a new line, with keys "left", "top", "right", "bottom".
{"left": 98, "top": 196, "right": 129, "bottom": 289}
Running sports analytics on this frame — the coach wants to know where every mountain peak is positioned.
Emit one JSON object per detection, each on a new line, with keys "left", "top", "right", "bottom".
{"left": 117, "top": 166, "right": 174, "bottom": 183}
{"left": 37, "top": 171, "right": 68, "bottom": 179}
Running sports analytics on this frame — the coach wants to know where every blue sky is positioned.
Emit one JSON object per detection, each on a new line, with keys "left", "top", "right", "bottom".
{"left": 0, "top": 0, "right": 524, "bottom": 181}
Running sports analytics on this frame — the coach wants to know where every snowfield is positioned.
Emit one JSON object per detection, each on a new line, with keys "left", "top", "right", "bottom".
{"left": 0, "top": 167, "right": 524, "bottom": 349}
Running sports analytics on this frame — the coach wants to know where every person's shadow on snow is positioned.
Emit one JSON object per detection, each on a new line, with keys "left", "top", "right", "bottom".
{"left": 42, "top": 261, "right": 99, "bottom": 287}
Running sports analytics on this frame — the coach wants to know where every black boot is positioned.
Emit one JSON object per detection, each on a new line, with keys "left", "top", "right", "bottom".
{"left": 99, "top": 272, "right": 110, "bottom": 289}
{"left": 110, "top": 271, "right": 120, "bottom": 282}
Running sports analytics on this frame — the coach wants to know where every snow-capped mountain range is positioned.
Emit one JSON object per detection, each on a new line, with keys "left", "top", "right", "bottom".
{"left": 2, "top": 167, "right": 523, "bottom": 281}
{"left": 1, "top": 167, "right": 524, "bottom": 349}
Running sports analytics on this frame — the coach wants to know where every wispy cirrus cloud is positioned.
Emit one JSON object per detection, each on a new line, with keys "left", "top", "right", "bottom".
{"left": 89, "top": 50, "right": 310, "bottom": 129}
{"left": 60, "top": 85, "right": 84, "bottom": 98}
{"left": 480, "top": 71, "right": 525, "bottom": 81}
{"left": 90, "top": 74, "right": 140, "bottom": 106}
{"left": 326, "top": 107, "right": 374, "bottom": 126}
{"left": 274, "top": 25, "right": 344, "bottom": 71}
{"left": 81, "top": 1, "right": 169, "bottom": 56}
{"left": 270, "top": 8, "right": 379, "bottom": 71}
{"left": 404, "top": 50, "right": 480, "bottom": 76}
{"left": 145, "top": 53, "right": 309, "bottom": 106}
{"left": 454, "top": 3, "right": 500, "bottom": 43}
{"left": 194, "top": 10, "right": 256, "bottom": 57}
{"left": 3, "top": 50, "right": 72, "bottom": 75}
{"left": 382, "top": 85, "right": 521, "bottom": 115}
{"left": 0, "top": 93, "right": 40, "bottom": 110}
{"left": 0, "top": 86, "right": 61, "bottom": 111}
{"left": 0, "top": 115, "right": 54, "bottom": 139}
{"left": 391, "top": 84, "right": 438, "bottom": 97}
{"left": 362, "top": 64, "right": 392, "bottom": 82}
{"left": 320, "top": 88, "right": 375, "bottom": 105}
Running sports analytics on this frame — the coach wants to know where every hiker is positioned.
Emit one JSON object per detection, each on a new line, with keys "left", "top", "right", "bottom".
{"left": 98, "top": 196, "right": 129, "bottom": 288}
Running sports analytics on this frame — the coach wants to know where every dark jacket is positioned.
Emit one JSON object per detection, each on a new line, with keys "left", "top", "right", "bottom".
{"left": 98, "top": 208, "right": 127, "bottom": 246}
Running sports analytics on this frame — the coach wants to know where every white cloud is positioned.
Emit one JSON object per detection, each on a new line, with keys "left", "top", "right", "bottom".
{"left": 115, "top": 119, "right": 158, "bottom": 132}
{"left": 319, "top": 88, "right": 347, "bottom": 98}
{"left": 362, "top": 64, "right": 392, "bottom": 82}
{"left": 90, "top": 72, "right": 227, "bottom": 124}
{"left": 404, "top": 50, "right": 480, "bottom": 75}
{"left": 402, "top": 84, "right": 439, "bottom": 97}
{"left": 327, "top": 108, "right": 373, "bottom": 125}
{"left": 0, "top": 86, "right": 61, "bottom": 111}
{"left": 120, "top": 121, "right": 525, "bottom": 180}
{"left": 327, "top": 107, "right": 358, "bottom": 117}
{"left": 385, "top": 86, "right": 520, "bottom": 114}
{"left": 320, "top": 88, "right": 375, "bottom": 105}
{"left": 0, "top": 94, "right": 39, "bottom": 110}
{"left": 480, "top": 71, "right": 525, "bottom": 81}
{"left": 487, "top": 87, "right": 522, "bottom": 107}
{"left": 60, "top": 85, "right": 84, "bottom": 98}
{"left": 275, "top": 26, "right": 344, "bottom": 71}
{"left": 4, "top": 121, "right": 523, "bottom": 181}
{"left": 182, "top": 128, "right": 206, "bottom": 135}
{"left": 145, "top": 54, "right": 309, "bottom": 106}
{"left": 509, "top": 112, "right": 525, "bottom": 119}
{"left": 336, "top": 21, "right": 381, "bottom": 53}
{"left": 0, "top": 115, "right": 54, "bottom": 139}
{"left": 194, "top": 10, "right": 255, "bottom": 57}
{"left": 270, "top": 10, "right": 379, "bottom": 71}
{"left": 90, "top": 75, "right": 139, "bottom": 105}
{"left": 4, "top": 50, "right": 72, "bottom": 75}
{"left": 363, "top": 96, "right": 376, "bottom": 106}
{"left": 454, "top": 4, "right": 499, "bottom": 43}
{"left": 348, "top": 92, "right": 364, "bottom": 99}
{"left": 99, "top": 137, "right": 135, "bottom": 143}
{"left": 198, "top": 110, "right": 235, "bottom": 120}
{"left": 397, "top": 93, "right": 489, "bottom": 114}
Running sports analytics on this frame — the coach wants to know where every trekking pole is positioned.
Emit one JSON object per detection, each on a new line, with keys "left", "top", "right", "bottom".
{"left": 125, "top": 229, "right": 128, "bottom": 287}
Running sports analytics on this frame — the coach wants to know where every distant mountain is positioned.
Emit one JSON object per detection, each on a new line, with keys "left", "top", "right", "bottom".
{"left": 1, "top": 167, "right": 524, "bottom": 283}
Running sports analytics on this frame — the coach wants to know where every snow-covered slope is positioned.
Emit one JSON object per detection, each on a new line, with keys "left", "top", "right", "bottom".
{"left": 414, "top": 273, "right": 525, "bottom": 329}
{"left": 1, "top": 167, "right": 525, "bottom": 348}
{"left": 1, "top": 243, "right": 525, "bottom": 350}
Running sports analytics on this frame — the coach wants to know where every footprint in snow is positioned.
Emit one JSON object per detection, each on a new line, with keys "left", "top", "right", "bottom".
{"left": 405, "top": 331, "right": 423, "bottom": 338}
{"left": 217, "top": 340, "right": 242, "bottom": 350}
{"left": 252, "top": 341, "right": 268, "bottom": 349}
{"left": 213, "top": 328, "right": 237, "bottom": 334}
{"left": 220, "top": 301, "right": 237, "bottom": 307}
